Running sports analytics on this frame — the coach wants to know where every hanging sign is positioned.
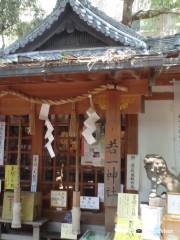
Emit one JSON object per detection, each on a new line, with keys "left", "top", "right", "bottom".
{"left": 141, "top": 204, "right": 162, "bottom": 240}
{"left": 0, "top": 122, "right": 5, "bottom": 165}
{"left": 114, "top": 218, "right": 142, "bottom": 240}
{"left": 31, "top": 155, "right": 39, "bottom": 192}
{"left": 80, "top": 196, "right": 99, "bottom": 210}
{"left": 61, "top": 223, "right": 77, "bottom": 239}
{"left": 51, "top": 190, "right": 67, "bottom": 208}
{"left": 5, "top": 165, "right": 18, "bottom": 190}
{"left": 117, "top": 193, "right": 139, "bottom": 219}
{"left": 126, "top": 154, "right": 140, "bottom": 191}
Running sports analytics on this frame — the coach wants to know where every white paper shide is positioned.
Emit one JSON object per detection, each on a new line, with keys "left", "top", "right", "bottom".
{"left": 82, "top": 96, "right": 100, "bottom": 145}
{"left": 39, "top": 104, "right": 55, "bottom": 158}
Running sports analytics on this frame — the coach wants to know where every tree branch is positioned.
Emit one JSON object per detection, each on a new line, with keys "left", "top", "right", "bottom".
{"left": 132, "top": 8, "right": 180, "bottom": 21}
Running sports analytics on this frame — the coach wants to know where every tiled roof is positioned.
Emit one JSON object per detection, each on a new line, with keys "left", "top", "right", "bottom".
{"left": 147, "top": 33, "right": 180, "bottom": 53}
{"left": 4, "top": 0, "right": 147, "bottom": 55}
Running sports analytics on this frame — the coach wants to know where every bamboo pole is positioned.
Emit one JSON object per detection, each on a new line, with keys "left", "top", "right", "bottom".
{"left": 11, "top": 118, "right": 22, "bottom": 228}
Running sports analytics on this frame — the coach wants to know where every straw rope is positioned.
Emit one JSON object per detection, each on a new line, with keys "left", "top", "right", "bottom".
{"left": 0, "top": 84, "right": 127, "bottom": 105}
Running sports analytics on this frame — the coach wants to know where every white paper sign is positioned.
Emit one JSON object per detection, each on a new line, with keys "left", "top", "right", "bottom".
{"left": 31, "top": 155, "right": 39, "bottom": 192}
{"left": 80, "top": 196, "right": 99, "bottom": 210}
{"left": 141, "top": 204, "right": 163, "bottom": 240}
{"left": 39, "top": 104, "right": 50, "bottom": 120}
{"left": 98, "top": 183, "right": 104, "bottom": 202}
{"left": 51, "top": 190, "right": 67, "bottom": 208}
{"left": 167, "top": 193, "right": 180, "bottom": 215}
{"left": 61, "top": 223, "right": 77, "bottom": 239}
{"left": 0, "top": 122, "right": 5, "bottom": 165}
{"left": 117, "top": 193, "right": 139, "bottom": 218}
{"left": 126, "top": 154, "right": 140, "bottom": 191}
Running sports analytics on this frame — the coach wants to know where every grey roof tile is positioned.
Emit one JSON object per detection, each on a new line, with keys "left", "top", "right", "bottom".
{"left": 147, "top": 33, "right": 180, "bottom": 53}
{"left": 4, "top": 0, "right": 146, "bottom": 55}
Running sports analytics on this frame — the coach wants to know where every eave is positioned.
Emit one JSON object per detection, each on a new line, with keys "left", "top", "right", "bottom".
{"left": 0, "top": 47, "right": 179, "bottom": 78}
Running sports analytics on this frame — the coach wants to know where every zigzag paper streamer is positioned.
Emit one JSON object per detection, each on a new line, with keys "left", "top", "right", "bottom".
{"left": 39, "top": 104, "right": 55, "bottom": 158}
{"left": 82, "top": 97, "right": 100, "bottom": 145}
{"left": 45, "top": 119, "right": 55, "bottom": 158}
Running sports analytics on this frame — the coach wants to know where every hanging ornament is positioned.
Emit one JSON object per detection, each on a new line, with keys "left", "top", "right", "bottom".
{"left": 39, "top": 104, "right": 55, "bottom": 158}
{"left": 45, "top": 119, "right": 55, "bottom": 158}
{"left": 82, "top": 95, "right": 100, "bottom": 145}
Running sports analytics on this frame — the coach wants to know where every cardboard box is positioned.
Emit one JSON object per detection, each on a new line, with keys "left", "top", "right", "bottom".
{"left": 2, "top": 191, "right": 42, "bottom": 221}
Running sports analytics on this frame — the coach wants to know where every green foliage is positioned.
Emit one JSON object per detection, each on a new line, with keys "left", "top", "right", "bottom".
{"left": 150, "top": 0, "right": 180, "bottom": 9}
{"left": 135, "top": 0, "right": 180, "bottom": 36}
{"left": 0, "top": 0, "right": 45, "bottom": 48}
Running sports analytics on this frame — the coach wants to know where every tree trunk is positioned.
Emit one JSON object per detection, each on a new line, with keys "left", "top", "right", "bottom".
{"left": 122, "top": 0, "right": 134, "bottom": 26}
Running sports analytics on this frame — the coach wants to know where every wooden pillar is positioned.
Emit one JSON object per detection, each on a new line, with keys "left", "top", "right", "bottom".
{"left": 31, "top": 106, "right": 44, "bottom": 189}
{"left": 126, "top": 114, "right": 138, "bottom": 154}
{"left": 104, "top": 90, "right": 121, "bottom": 231}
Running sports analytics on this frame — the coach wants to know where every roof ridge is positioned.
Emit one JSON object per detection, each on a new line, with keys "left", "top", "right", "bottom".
{"left": 70, "top": 0, "right": 145, "bottom": 41}
{"left": 4, "top": 0, "right": 147, "bottom": 54}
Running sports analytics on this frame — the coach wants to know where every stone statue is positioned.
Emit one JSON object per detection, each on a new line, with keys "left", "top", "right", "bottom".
{"left": 144, "top": 154, "right": 180, "bottom": 197}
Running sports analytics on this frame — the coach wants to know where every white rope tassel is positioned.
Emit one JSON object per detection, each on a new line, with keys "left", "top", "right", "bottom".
{"left": 11, "top": 202, "right": 21, "bottom": 228}
{"left": 72, "top": 207, "right": 81, "bottom": 234}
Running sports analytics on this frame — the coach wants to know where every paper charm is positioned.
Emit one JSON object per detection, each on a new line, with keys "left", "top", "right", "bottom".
{"left": 39, "top": 104, "right": 55, "bottom": 158}
{"left": 82, "top": 96, "right": 100, "bottom": 145}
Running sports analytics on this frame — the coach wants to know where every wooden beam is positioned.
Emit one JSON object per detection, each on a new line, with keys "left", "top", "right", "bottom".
{"left": 117, "top": 79, "right": 149, "bottom": 95}
{"left": 0, "top": 92, "right": 145, "bottom": 116}
{"left": 145, "top": 92, "right": 173, "bottom": 100}
{"left": 95, "top": 94, "right": 144, "bottom": 113}
{"left": 0, "top": 96, "right": 31, "bottom": 115}
{"left": 104, "top": 90, "right": 121, "bottom": 231}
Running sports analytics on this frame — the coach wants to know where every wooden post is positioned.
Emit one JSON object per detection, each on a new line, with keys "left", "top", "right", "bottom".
{"left": 104, "top": 90, "right": 121, "bottom": 231}
{"left": 11, "top": 118, "right": 22, "bottom": 228}
{"left": 126, "top": 114, "right": 138, "bottom": 154}
{"left": 31, "top": 107, "right": 43, "bottom": 189}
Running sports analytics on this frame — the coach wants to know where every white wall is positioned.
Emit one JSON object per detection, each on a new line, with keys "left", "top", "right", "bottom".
{"left": 138, "top": 100, "right": 177, "bottom": 202}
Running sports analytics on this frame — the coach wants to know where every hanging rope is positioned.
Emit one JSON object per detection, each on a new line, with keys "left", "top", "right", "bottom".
{"left": 0, "top": 84, "right": 127, "bottom": 106}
